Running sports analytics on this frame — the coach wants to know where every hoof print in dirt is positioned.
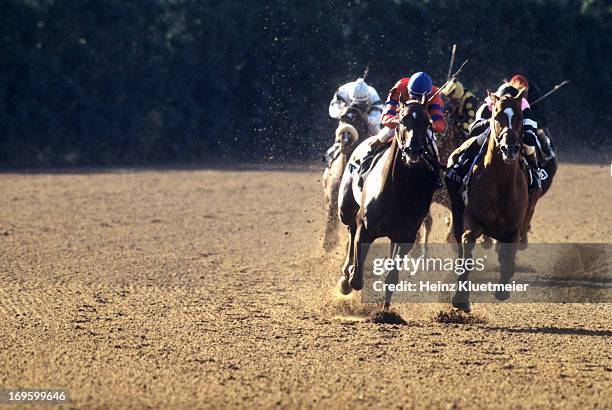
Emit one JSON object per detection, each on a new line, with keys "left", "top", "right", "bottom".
{"left": 366, "top": 310, "right": 407, "bottom": 325}
{"left": 434, "top": 309, "right": 486, "bottom": 325}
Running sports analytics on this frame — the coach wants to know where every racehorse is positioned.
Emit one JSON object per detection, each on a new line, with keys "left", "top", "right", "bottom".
{"left": 337, "top": 99, "right": 437, "bottom": 310}
{"left": 478, "top": 128, "right": 557, "bottom": 249}
{"left": 446, "top": 89, "right": 541, "bottom": 312}
{"left": 322, "top": 106, "right": 370, "bottom": 251}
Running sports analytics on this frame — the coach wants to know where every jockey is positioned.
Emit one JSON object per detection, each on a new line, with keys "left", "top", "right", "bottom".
{"left": 441, "top": 79, "right": 479, "bottom": 138}
{"left": 447, "top": 83, "right": 542, "bottom": 190}
{"left": 370, "top": 71, "right": 447, "bottom": 149}
{"left": 509, "top": 74, "right": 555, "bottom": 161}
{"left": 366, "top": 71, "right": 447, "bottom": 187}
{"left": 325, "top": 78, "right": 383, "bottom": 165}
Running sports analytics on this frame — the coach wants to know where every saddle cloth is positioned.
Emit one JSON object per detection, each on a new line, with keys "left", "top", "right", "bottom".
{"left": 348, "top": 142, "right": 391, "bottom": 189}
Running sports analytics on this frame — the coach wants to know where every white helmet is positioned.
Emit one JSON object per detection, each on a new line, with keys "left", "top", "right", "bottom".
{"left": 351, "top": 78, "right": 369, "bottom": 103}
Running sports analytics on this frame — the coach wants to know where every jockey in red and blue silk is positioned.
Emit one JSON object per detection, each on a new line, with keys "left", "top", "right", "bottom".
{"left": 381, "top": 72, "right": 447, "bottom": 135}
{"left": 367, "top": 72, "right": 446, "bottom": 188}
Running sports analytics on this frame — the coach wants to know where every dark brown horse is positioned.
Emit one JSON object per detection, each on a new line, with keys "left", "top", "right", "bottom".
{"left": 446, "top": 89, "right": 541, "bottom": 312}
{"left": 337, "top": 100, "right": 437, "bottom": 309}
{"left": 322, "top": 106, "right": 370, "bottom": 251}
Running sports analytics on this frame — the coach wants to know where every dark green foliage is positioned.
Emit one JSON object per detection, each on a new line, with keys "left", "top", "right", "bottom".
{"left": 0, "top": 0, "right": 610, "bottom": 166}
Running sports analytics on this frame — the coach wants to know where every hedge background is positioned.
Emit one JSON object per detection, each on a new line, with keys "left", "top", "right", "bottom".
{"left": 0, "top": 0, "right": 610, "bottom": 166}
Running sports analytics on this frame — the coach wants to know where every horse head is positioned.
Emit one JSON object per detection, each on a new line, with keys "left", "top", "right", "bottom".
{"left": 488, "top": 88, "right": 526, "bottom": 164}
{"left": 395, "top": 97, "right": 432, "bottom": 166}
{"left": 339, "top": 105, "right": 370, "bottom": 140}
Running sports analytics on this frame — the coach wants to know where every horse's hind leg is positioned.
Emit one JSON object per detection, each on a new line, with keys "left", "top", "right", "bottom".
{"left": 444, "top": 212, "right": 454, "bottom": 243}
{"left": 338, "top": 224, "right": 357, "bottom": 295}
{"left": 452, "top": 214, "right": 482, "bottom": 313}
{"left": 445, "top": 177, "right": 465, "bottom": 246}
{"left": 495, "top": 239, "right": 519, "bottom": 301}
{"left": 349, "top": 222, "right": 372, "bottom": 291}
{"left": 384, "top": 239, "right": 415, "bottom": 311}
{"left": 481, "top": 235, "right": 493, "bottom": 249}
{"left": 519, "top": 192, "right": 541, "bottom": 250}
{"left": 421, "top": 211, "right": 433, "bottom": 258}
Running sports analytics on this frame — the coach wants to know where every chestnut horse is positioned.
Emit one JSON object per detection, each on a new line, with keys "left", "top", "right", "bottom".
{"left": 446, "top": 89, "right": 541, "bottom": 312}
{"left": 337, "top": 100, "right": 437, "bottom": 309}
{"left": 322, "top": 106, "right": 370, "bottom": 251}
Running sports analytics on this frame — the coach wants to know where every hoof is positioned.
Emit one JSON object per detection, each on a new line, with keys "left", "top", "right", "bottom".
{"left": 337, "top": 275, "right": 352, "bottom": 295}
{"left": 349, "top": 276, "right": 363, "bottom": 291}
{"left": 494, "top": 289, "right": 511, "bottom": 301}
{"left": 482, "top": 236, "right": 493, "bottom": 249}
{"left": 518, "top": 236, "right": 528, "bottom": 251}
{"left": 349, "top": 266, "right": 363, "bottom": 291}
{"left": 451, "top": 293, "right": 472, "bottom": 313}
{"left": 452, "top": 302, "right": 472, "bottom": 313}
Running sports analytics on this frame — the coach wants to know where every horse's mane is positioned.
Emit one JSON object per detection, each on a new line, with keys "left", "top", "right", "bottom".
{"left": 382, "top": 101, "right": 428, "bottom": 195}
{"left": 381, "top": 133, "right": 398, "bottom": 191}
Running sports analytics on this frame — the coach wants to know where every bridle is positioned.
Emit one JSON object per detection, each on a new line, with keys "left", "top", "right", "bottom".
{"left": 394, "top": 101, "right": 433, "bottom": 165}
{"left": 490, "top": 101, "right": 523, "bottom": 159}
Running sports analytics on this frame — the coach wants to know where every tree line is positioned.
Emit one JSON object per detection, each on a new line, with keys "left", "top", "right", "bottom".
{"left": 0, "top": 0, "right": 610, "bottom": 166}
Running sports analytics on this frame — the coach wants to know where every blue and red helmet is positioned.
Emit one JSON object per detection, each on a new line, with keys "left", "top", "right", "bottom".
{"left": 408, "top": 72, "right": 433, "bottom": 97}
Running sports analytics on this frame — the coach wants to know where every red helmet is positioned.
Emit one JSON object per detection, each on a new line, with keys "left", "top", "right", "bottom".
{"left": 510, "top": 74, "right": 529, "bottom": 90}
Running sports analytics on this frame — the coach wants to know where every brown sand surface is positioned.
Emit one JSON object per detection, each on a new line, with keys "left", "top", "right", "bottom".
{"left": 0, "top": 163, "right": 610, "bottom": 409}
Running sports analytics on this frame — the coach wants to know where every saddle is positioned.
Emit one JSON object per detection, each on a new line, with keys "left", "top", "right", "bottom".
{"left": 454, "top": 140, "right": 544, "bottom": 206}
{"left": 458, "top": 140, "right": 488, "bottom": 206}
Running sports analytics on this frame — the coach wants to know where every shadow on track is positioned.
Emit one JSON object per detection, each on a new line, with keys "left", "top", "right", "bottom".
{"left": 484, "top": 326, "right": 612, "bottom": 337}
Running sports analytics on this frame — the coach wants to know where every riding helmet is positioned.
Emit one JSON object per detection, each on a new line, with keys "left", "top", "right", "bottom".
{"left": 408, "top": 72, "right": 433, "bottom": 97}
{"left": 510, "top": 74, "right": 529, "bottom": 90}
{"left": 351, "top": 78, "right": 370, "bottom": 102}
{"left": 495, "top": 83, "right": 519, "bottom": 98}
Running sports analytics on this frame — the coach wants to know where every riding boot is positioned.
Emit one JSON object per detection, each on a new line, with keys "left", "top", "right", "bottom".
{"left": 447, "top": 137, "right": 482, "bottom": 183}
{"left": 537, "top": 128, "right": 555, "bottom": 161}
{"left": 525, "top": 151, "right": 542, "bottom": 193}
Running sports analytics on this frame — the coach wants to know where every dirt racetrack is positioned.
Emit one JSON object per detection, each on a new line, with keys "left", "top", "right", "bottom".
{"left": 0, "top": 162, "right": 610, "bottom": 409}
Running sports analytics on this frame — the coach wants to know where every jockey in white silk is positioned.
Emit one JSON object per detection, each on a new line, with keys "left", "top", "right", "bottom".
{"left": 328, "top": 78, "right": 383, "bottom": 136}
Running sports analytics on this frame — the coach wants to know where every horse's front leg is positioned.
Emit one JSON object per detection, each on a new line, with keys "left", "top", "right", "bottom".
{"left": 349, "top": 222, "right": 372, "bottom": 291}
{"left": 495, "top": 236, "right": 519, "bottom": 301}
{"left": 519, "top": 192, "right": 541, "bottom": 250}
{"left": 446, "top": 177, "right": 465, "bottom": 245}
{"left": 444, "top": 212, "right": 455, "bottom": 243}
{"left": 421, "top": 211, "right": 433, "bottom": 258}
{"left": 452, "top": 214, "right": 482, "bottom": 313}
{"left": 383, "top": 239, "right": 415, "bottom": 311}
{"left": 338, "top": 224, "right": 357, "bottom": 295}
